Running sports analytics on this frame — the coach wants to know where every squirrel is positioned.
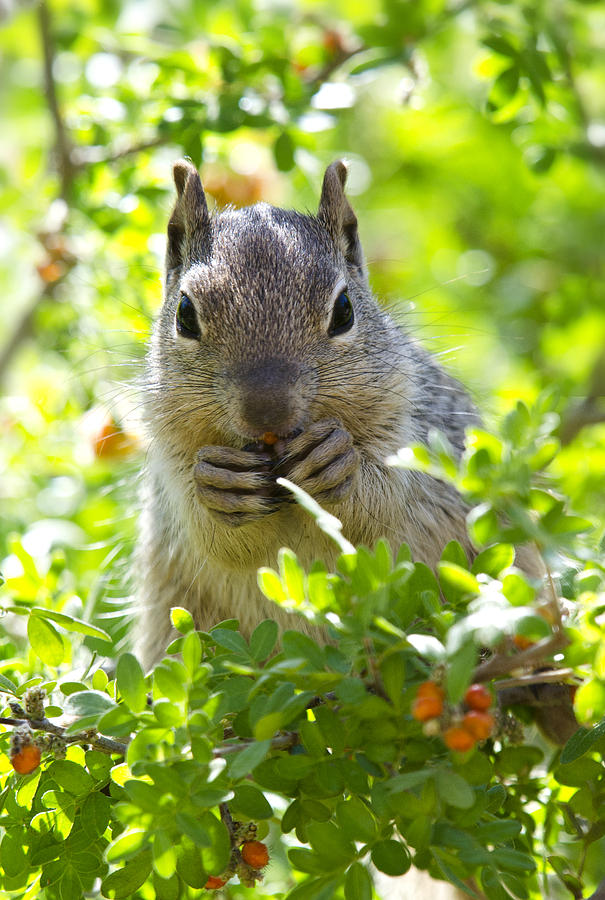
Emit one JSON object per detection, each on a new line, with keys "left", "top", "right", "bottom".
{"left": 134, "top": 158, "right": 481, "bottom": 668}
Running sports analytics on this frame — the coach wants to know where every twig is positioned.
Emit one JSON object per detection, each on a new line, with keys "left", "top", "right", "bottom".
{"left": 472, "top": 630, "right": 569, "bottom": 683}
{"left": 494, "top": 668, "right": 575, "bottom": 691}
{"left": 72, "top": 135, "right": 169, "bottom": 168}
{"left": 0, "top": 716, "right": 127, "bottom": 756}
{"left": 37, "top": 0, "right": 74, "bottom": 199}
{"left": 215, "top": 731, "right": 298, "bottom": 756}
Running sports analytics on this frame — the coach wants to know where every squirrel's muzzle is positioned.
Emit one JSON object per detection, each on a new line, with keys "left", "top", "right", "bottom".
{"left": 231, "top": 357, "right": 309, "bottom": 437}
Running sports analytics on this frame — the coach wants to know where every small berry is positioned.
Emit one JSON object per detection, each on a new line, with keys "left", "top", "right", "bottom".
{"left": 462, "top": 710, "right": 494, "bottom": 741}
{"left": 10, "top": 744, "right": 41, "bottom": 775}
{"left": 417, "top": 680, "right": 445, "bottom": 701}
{"left": 464, "top": 683, "right": 492, "bottom": 711}
{"left": 443, "top": 726, "right": 476, "bottom": 752}
{"left": 412, "top": 695, "right": 443, "bottom": 721}
{"left": 204, "top": 875, "right": 227, "bottom": 889}
{"left": 241, "top": 840, "right": 269, "bottom": 869}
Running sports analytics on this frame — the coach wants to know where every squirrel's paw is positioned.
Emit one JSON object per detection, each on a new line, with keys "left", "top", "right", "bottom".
{"left": 194, "top": 446, "right": 279, "bottom": 527}
{"left": 278, "top": 418, "right": 358, "bottom": 505}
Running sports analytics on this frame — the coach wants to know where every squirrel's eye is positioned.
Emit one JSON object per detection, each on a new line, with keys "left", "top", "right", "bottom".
{"left": 176, "top": 293, "right": 200, "bottom": 339}
{"left": 328, "top": 290, "right": 354, "bottom": 337}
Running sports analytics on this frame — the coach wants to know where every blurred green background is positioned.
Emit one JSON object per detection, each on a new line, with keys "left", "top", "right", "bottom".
{"left": 1, "top": 0, "right": 604, "bottom": 645}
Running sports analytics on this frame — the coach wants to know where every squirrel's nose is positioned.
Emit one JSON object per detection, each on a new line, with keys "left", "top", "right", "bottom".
{"left": 234, "top": 358, "right": 305, "bottom": 436}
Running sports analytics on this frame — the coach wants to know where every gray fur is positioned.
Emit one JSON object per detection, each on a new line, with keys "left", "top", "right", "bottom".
{"left": 135, "top": 159, "right": 480, "bottom": 668}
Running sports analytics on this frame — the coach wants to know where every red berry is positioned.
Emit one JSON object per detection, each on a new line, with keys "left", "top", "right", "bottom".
{"left": 241, "top": 840, "right": 269, "bottom": 869}
{"left": 10, "top": 745, "right": 41, "bottom": 775}
{"left": 412, "top": 695, "right": 444, "bottom": 721}
{"left": 462, "top": 710, "right": 494, "bottom": 741}
{"left": 443, "top": 726, "right": 476, "bottom": 752}
{"left": 464, "top": 683, "right": 492, "bottom": 711}
{"left": 204, "top": 875, "right": 227, "bottom": 889}
{"left": 417, "top": 680, "right": 445, "bottom": 701}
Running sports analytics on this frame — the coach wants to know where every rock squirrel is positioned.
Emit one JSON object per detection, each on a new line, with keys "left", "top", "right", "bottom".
{"left": 134, "top": 158, "right": 480, "bottom": 668}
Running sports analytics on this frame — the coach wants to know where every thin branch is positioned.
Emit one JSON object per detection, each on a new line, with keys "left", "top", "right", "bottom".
{"left": 472, "top": 630, "right": 569, "bottom": 683}
{"left": 72, "top": 134, "right": 169, "bottom": 168}
{"left": 494, "top": 668, "right": 575, "bottom": 691}
{"left": 0, "top": 716, "right": 127, "bottom": 756}
{"left": 37, "top": 0, "right": 74, "bottom": 199}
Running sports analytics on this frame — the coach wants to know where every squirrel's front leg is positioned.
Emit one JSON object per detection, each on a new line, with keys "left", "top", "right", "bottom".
{"left": 277, "top": 418, "right": 359, "bottom": 505}
{"left": 194, "top": 446, "right": 279, "bottom": 527}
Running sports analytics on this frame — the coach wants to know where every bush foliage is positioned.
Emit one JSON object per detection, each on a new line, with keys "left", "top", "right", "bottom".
{"left": 1, "top": 0, "right": 604, "bottom": 898}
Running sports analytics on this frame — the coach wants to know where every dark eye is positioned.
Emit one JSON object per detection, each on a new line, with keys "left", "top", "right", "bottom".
{"left": 176, "top": 293, "right": 200, "bottom": 339}
{"left": 328, "top": 290, "right": 354, "bottom": 337}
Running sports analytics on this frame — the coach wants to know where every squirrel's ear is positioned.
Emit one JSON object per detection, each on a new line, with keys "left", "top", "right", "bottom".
{"left": 318, "top": 161, "right": 363, "bottom": 270}
{"left": 166, "top": 159, "right": 211, "bottom": 270}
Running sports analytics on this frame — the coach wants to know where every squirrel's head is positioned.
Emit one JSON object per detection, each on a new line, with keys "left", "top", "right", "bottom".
{"left": 150, "top": 160, "right": 403, "bottom": 447}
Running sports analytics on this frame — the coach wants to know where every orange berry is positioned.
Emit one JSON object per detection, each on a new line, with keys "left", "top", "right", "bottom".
{"left": 443, "top": 726, "right": 476, "bottom": 752}
{"left": 262, "top": 431, "right": 278, "bottom": 445}
{"left": 464, "top": 684, "right": 492, "bottom": 711}
{"left": 462, "top": 710, "right": 494, "bottom": 741}
{"left": 412, "top": 695, "right": 444, "bottom": 721}
{"left": 241, "top": 840, "right": 269, "bottom": 869}
{"left": 204, "top": 875, "right": 227, "bottom": 889}
{"left": 417, "top": 680, "right": 445, "bottom": 701}
{"left": 11, "top": 744, "right": 41, "bottom": 775}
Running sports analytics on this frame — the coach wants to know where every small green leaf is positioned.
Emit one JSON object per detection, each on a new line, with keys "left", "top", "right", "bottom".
{"left": 65, "top": 690, "right": 117, "bottom": 721}
{"left": 28, "top": 615, "right": 64, "bottom": 666}
{"left": 106, "top": 829, "right": 147, "bottom": 863}
{"left": 249, "top": 619, "right": 278, "bottom": 661}
{"left": 257, "top": 568, "right": 287, "bottom": 604}
{"left": 211, "top": 628, "right": 250, "bottom": 657}
{"left": 228, "top": 739, "right": 271, "bottom": 779}
{"left": 30, "top": 607, "right": 111, "bottom": 641}
{"left": 101, "top": 850, "right": 153, "bottom": 898}
{"left": 371, "top": 840, "right": 411, "bottom": 876}
{"left": 153, "top": 829, "right": 177, "bottom": 879}
{"left": 344, "top": 861, "right": 373, "bottom": 900}
{"left": 560, "top": 721, "right": 605, "bottom": 764}
{"left": 231, "top": 784, "right": 273, "bottom": 819}
{"left": 434, "top": 769, "right": 475, "bottom": 809}
{"left": 116, "top": 652, "right": 147, "bottom": 713}
{"left": 47, "top": 760, "right": 94, "bottom": 796}
{"left": 182, "top": 631, "right": 202, "bottom": 675}
{"left": 170, "top": 607, "right": 195, "bottom": 634}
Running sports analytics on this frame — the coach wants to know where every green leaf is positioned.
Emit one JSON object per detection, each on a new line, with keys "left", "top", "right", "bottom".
{"left": 29, "top": 607, "right": 111, "bottom": 641}
{"left": 101, "top": 850, "right": 152, "bottom": 898}
{"left": 306, "top": 821, "right": 356, "bottom": 867}
{"left": 106, "top": 829, "right": 147, "bottom": 863}
{"left": 228, "top": 739, "right": 271, "bottom": 779}
{"left": 198, "top": 812, "right": 231, "bottom": 875}
{"left": 446, "top": 638, "right": 476, "bottom": 704}
{"left": 211, "top": 628, "right": 250, "bottom": 657}
{"left": 344, "top": 861, "right": 373, "bottom": 900}
{"left": 182, "top": 631, "right": 202, "bottom": 675}
{"left": 153, "top": 829, "right": 177, "bottom": 879}
{"left": 47, "top": 760, "right": 94, "bottom": 796}
{"left": 501, "top": 571, "right": 535, "bottom": 606}
{"left": 170, "top": 607, "right": 195, "bottom": 634}
{"left": 280, "top": 548, "right": 306, "bottom": 605}
{"left": 257, "top": 568, "right": 287, "bottom": 604}
{"left": 336, "top": 797, "right": 377, "bottom": 843}
{"left": 0, "top": 672, "right": 17, "bottom": 693}
{"left": 370, "top": 840, "right": 411, "bottom": 876}
{"left": 27, "top": 615, "right": 64, "bottom": 666}
{"left": 80, "top": 792, "right": 111, "bottom": 840}
{"left": 560, "top": 719, "right": 605, "bottom": 764}
{"left": 249, "top": 619, "right": 278, "bottom": 661}
{"left": 65, "top": 690, "right": 117, "bottom": 721}
{"left": 472, "top": 544, "right": 515, "bottom": 577}
{"left": 434, "top": 769, "right": 475, "bottom": 809}
{"left": 116, "top": 652, "right": 147, "bottom": 713}
{"left": 231, "top": 784, "right": 273, "bottom": 818}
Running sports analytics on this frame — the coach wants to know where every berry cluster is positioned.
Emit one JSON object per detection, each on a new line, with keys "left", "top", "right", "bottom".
{"left": 204, "top": 820, "right": 270, "bottom": 891}
{"left": 412, "top": 680, "right": 495, "bottom": 752}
